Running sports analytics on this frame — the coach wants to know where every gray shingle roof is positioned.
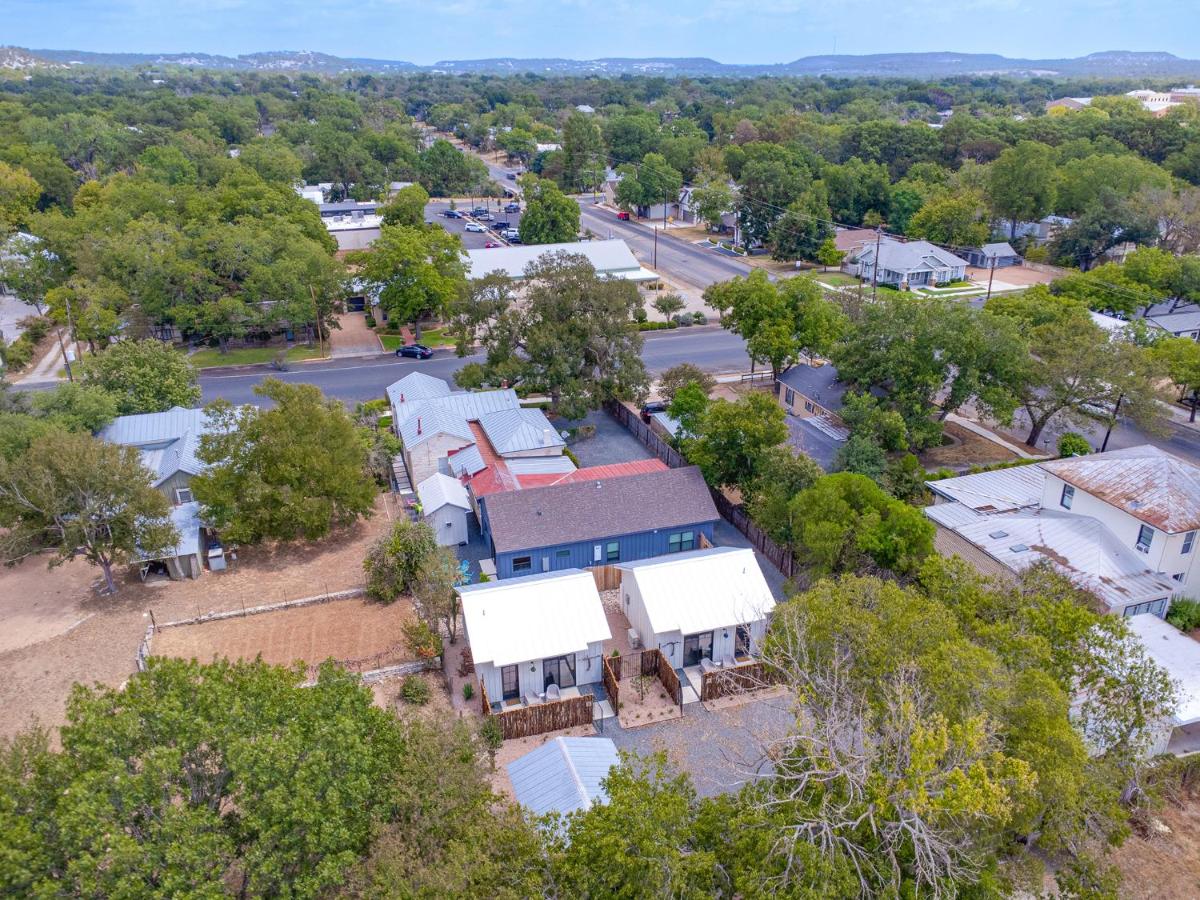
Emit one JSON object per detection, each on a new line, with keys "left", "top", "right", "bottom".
{"left": 478, "top": 408, "right": 565, "bottom": 454}
{"left": 776, "top": 363, "right": 848, "bottom": 412}
{"left": 485, "top": 466, "right": 719, "bottom": 554}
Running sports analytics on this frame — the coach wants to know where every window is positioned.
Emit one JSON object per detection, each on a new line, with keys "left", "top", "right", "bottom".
{"left": 682, "top": 632, "right": 714, "bottom": 667}
{"left": 512, "top": 555, "right": 532, "bottom": 572}
{"left": 1136, "top": 524, "right": 1154, "bottom": 554}
{"left": 555, "top": 549, "right": 571, "bottom": 560}
{"left": 175, "top": 487, "right": 194, "bottom": 505}
{"left": 501, "top": 665, "right": 519, "bottom": 701}
{"left": 784, "top": 387, "right": 795, "bottom": 407}
{"left": 543, "top": 654, "right": 576, "bottom": 690}
{"left": 1173, "top": 573, "right": 1186, "bottom": 582}
{"left": 803, "top": 400, "right": 815, "bottom": 413}
{"left": 1184, "top": 531, "right": 1196, "bottom": 554}
{"left": 668, "top": 530, "right": 695, "bottom": 553}
{"left": 1123, "top": 599, "right": 1167, "bottom": 618}
{"left": 1060, "top": 484, "right": 1074, "bottom": 509}
{"left": 605, "top": 541, "right": 620, "bottom": 562}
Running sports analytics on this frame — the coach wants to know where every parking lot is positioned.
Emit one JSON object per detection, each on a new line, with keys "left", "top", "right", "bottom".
{"left": 425, "top": 198, "right": 523, "bottom": 250}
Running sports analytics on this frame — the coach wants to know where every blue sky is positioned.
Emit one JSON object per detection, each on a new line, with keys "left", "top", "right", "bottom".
{"left": 8, "top": 0, "right": 1199, "bottom": 64}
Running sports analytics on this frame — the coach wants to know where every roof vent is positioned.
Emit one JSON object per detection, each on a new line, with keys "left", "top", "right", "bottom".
{"left": 1009, "top": 543, "right": 1029, "bottom": 553}
{"left": 988, "top": 530, "right": 1009, "bottom": 539}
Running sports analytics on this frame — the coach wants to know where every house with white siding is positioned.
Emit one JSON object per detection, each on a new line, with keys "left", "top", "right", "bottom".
{"left": 617, "top": 547, "right": 776, "bottom": 672}
{"left": 460, "top": 569, "right": 611, "bottom": 707}
{"left": 924, "top": 446, "right": 1200, "bottom": 617}
{"left": 845, "top": 238, "right": 969, "bottom": 289}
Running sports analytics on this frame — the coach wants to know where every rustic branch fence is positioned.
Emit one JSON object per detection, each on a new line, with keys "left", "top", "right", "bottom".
{"left": 606, "top": 648, "right": 682, "bottom": 714}
{"left": 700, "top": 660, "right": 775, "bottom": 702}
{"left": 604, "top": 401, "right": 798, "bottom": 579}
{"left": 478, "top": 678, "right": 595, "bottom": 739}
{"left": 602, "top": 654, "right": 620, "bottom": 712}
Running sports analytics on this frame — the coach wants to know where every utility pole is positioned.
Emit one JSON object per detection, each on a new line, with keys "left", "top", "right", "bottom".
{"left": 653, "top": 226, "right": 658, "bottom": 269}
{"left": 985, "top": 255, "right": 997, "bottom": 302}
{"left": 1100, "top": 393, "right": 1125, "bottom": 453}
{"left": 870, "top": 225, "right": 882, "bottom": 302}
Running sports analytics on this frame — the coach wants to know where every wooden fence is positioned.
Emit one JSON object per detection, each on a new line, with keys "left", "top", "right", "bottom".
{"left": 651, "top": 648, "right": 684, "bottom": 709}
{"left": 592, "top": 565, "right": 622, "bottom": 592}
{"left": 479, "top": 677, "right": 595, "bottom": 740}
{"left": 700, "top": 660, "right": 773, "bottom": 702}
{"left": 602, "top": 654, "right": 620, "bottom": 712}
{"left": 604, "top": 401, "right": 798, "bottom": 580}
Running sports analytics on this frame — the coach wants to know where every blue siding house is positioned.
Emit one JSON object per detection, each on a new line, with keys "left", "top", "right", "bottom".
{"left": 481, "top": 466, "right": 720, "bottom": 579}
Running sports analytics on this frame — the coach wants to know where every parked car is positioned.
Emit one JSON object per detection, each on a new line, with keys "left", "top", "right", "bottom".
{"left": 484, "top": 241, "right": 502, "bottom": 248}
{"left": 476, "top": 212, "right": 493, "bottom": 221}
{"left": 471, "top": 207, "right": 488, "bottom": 216}
{"left": 442, "top": 209, "right": 462, "bottom": 218}
{"left": 464, "top": 222, "right": 487, "bottom": 233}
{"left": 503, "top": 228, "right": 520, "bottom": 240}
{"left": 493, "top": 220, "right": 511, "bottom": 229}
{"left": 396, "top": 344, "right": 434, "bottom": 360}
{"left": 640, "top": 400, "right": 668, "bottom": 422}
{"left": 504, "top": 202, "right": 521, "bottom": 213}
{"left": 506, "top": 172, "right": 517, "bottom": 181}
{"left": 616, "top": 211, "right": 631, "bottom": 220}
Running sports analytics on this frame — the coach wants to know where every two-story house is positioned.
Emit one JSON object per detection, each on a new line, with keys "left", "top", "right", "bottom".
{"left": 924, "top": 446, "right": 1199, "bottom": 618}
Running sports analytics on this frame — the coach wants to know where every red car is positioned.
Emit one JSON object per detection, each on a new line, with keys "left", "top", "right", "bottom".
{"left": 616, "top": 211, "right": 631, "bottom": 220}
{"left": 484, "top": 241, "right": 502, "bottom": 248}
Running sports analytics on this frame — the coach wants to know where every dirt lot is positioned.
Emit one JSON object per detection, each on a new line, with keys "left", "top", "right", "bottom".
{"left": 153, "top": 597, "right": 414, "bottom": 672}
{"left": 0, "top": 494, "right": 399, "bottom": 743}
{"left": 1111, "top": 797, "right": 1200, "bottom": 899}
{"left": 920, "top": 421, "right": 1020, "bottom": 469}
{"left": 966, "top": 264, "right": 1054, "bottom": 287}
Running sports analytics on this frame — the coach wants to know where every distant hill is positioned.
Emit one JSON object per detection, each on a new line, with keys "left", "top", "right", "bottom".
{"left": 0, "top": 46, "right": 65, "bottom": 71}
{"left": 19, "top": 47, "right": 1200, "bottom": 79}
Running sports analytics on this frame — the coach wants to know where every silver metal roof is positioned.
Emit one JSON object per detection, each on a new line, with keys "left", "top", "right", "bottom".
{"left": 507, "top": 737, "right": 620, "bottom": 818}
{"left": 478, "top": 408, "right": 565, "bottom": 454}
{"left": 465, "top": 239, "right": 641, "bottom": 280}
{"left": 925, "top": 465, "right": 1046, "bottom": 513}
{"left": 100, "top": 406, "right": 211, "bottom": 486}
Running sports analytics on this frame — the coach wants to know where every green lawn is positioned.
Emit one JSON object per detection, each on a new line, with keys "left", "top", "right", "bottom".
{"left": 189, "top": 345, "right": 327, "bottom": 368}
{"left": 379, "top": 327, "right": 455, "bottom": 352}
{"left": 808, "top": 271, "right": 860, "bottom": 287}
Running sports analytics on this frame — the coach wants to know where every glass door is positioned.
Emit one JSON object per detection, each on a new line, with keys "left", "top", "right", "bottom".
{"left": 501, "top": 665, "right": 519, "bottom": 701}
{"left": 543, "top": 654, "right": 577, "bottom": 690}
{"left": 682, "top": 632, "right": 713, "bottom": 667}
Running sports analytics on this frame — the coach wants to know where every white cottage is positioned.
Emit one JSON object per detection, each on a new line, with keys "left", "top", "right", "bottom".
{"left": 617, "top": 547, "right": 776, "bottom": 671}
{"left": 459, "top": 569, "right": 611, "bottom": 707}
{"left": 416, "top": 472, "right": 471, "bottom": 546}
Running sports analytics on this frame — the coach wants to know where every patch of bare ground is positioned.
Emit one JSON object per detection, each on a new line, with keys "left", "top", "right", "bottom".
{"left": 0, "top": 494, "right": 398, "bottom": 743}
{"left": 920, "top": 420, "right": 1020, "bottom": 469}
{"left": 371, "top": 671, "right": 457, "bottom": 724}
{"left": 1111, "top": 796, "right": 1200, "bottom": 899}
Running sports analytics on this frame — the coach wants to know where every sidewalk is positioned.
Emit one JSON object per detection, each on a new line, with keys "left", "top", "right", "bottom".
{"left": 945, "top": 413, "right": 1048, "bottom": 460}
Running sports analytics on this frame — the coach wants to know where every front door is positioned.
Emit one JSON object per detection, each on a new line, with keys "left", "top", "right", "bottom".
{"left": 543, "top": 654, "right": 577, "bottom": 690}
{"left": 682, "top": 631, "right": 713, "bottom": 667}
{"left": 735, "top": 625, "right": 751, "bottom": 658}
{"left": 501, "top": 664, "right": 519, "bottom": 701}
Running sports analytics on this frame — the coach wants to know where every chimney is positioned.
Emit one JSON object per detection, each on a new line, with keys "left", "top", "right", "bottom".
{"left": 417, "top": 417, "right": 422, "bottom": 435}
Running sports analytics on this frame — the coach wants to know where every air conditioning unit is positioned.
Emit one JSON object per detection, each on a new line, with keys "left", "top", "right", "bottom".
{"left": 627, "top": 628, "right": 642, "bottom": 650}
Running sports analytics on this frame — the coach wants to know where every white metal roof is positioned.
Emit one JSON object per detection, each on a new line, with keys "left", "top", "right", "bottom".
{"left": 416, "top": 472, "right": 471, "bottom": 513}
{"left": 459, "top": 569, "right": 611, "bottom": 667}
{"left": 100, "top": 406, "right": 211, "bottom": 486}
{"left": 507, "top": 737, "right": 619, "bottom": 817}
{"left": 617, "top": 547, "right": 776, "bottom": 636}
{"left": 465, "top": 239, "right": 642, "bottom": 280}
{"left": 140, "top": 500, "right": 203, "bottom": 562}
{"left": 385, "top": 371, "right": 451, "bottom": 409}
{"left": 446, "top": 444, "right": 488, "bottom": 476}
{"left": 933, "top": 508, "right": 1178, "bottom": 610}
{"left": 925, "top": 465, "right": 1046, "bottom": 513}
{"left": 1126, "top": 615, "right": 1200, "bottom": 725}
{"left": 478, "top": 408, "right": 565, "bottom": 454}
{"left": 506, "top": 455, "right": 577, "bottom": 476}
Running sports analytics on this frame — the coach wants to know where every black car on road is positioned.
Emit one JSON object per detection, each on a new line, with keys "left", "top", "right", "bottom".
{"left": 396, "top": 344, "right": 434, "bottom": 360}
{"left": 442, "top": 210, "right": 462, "bottom": 218}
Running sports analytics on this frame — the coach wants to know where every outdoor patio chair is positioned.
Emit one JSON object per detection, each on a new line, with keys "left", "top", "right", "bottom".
{"left": 700, "top": 657, "right": 718, "bottom": 674}
{"left": 545, "top": 683, "right": 561, "bottom": 702}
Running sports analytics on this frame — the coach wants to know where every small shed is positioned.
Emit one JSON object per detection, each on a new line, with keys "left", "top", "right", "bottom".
{"left": 507, "top": 736, "right": 620, "bottom": 817}
{"left": 617, "top": 547, "right": 776, "bottom": 670}
{"left": 963, "top": 242, "right": 1021, "bottom": 269}
{"left": 416, "top": 473, "right": 471, "bottom": 546}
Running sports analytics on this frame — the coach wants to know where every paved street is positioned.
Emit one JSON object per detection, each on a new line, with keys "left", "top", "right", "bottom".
{"left": 199, "top": 327, "right": 752, "bottom": 405}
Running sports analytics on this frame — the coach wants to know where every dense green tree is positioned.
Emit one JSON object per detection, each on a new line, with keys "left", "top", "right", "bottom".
{"left": 0, "top": 431, "right": 176, "bottom": 594}
{"left": 560, "top": 110, "right": 606, "bottom": 191}
{"left": 987, "top": 141, "right": 1057, "bottom": 235}
{"left": 76, "top": 339, "right": 200, "bottom": 415}
{"left": 1152, "top": 335, "right": 1200, "bottom": 421}
{"left": 418, "top": 139, "right": 491, "bottom": 197}
{"left": 823, "top": 157, "right": 891, "bottom": 225}
{"left": 453, "top": 254, "right": 646, "bottom": 418}
{"left": 352, "top": 224, "right": 465, "bottom": 339}
{"left": 238, "top": 138, "right": 305, "bottom": 184}
{"left": 787, "top": 472, "right": 934, "bottom": 574}
{"left": 380, "top": 183, "right": 430, "bottom": 227}
{"left": 363, "top": 519, "right": 439, "bottom": 603}
{"left": 657, "top": 362, "right": 716, "bottom": 403}
{"left": 735, "top": 142, "right": 812, "bottom": 246}
{"left": 0, "top": 657, "right": 407, "bottom": 898}
{"left": 769, "top": 184, "right": 834, "bottom": 262}
{"left": 517, "top": 175, "right": 580, "bottom": 245}
{"left": 906, "top": 190, "right": 990, "bottom": 247}
{"left": 193, "top": 379, "right": 376, "bottom": 543}
{"left": 689, "top": 170, "right": 736, "bottom": 232}
{"left": 687, "top": 392, "right": 787, "bottom": 490}
{"left": 29, "top": 381, "right": 118, "bottom": 433}
{"left": 0, "top": 160, "right": 41, "bottom": 232}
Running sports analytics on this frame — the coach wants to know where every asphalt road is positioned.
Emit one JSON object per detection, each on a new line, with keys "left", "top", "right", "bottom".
{"left": 198, "top": 327, "right": 752, "bottom": 406}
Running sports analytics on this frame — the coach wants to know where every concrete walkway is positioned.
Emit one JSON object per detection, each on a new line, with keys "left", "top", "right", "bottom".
{"left": 328, "top": 312, "right": 383, "bottom": 358}
{"left": 945, "top": 413, "right": 1047, "bottom": 460}
{"left": 15, "top": 331, "right": 69, "bottom": 385}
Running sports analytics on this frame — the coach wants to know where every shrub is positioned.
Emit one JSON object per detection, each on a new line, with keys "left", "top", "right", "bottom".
{"left": 477, "top": 571, "right": 491, "bottom": 582}
{"left": 461, "top": 682, "right": 474, "bottom": 701}
{"left": 364, "top": 314, "right": 377, "bottom": 328}
{"left": 1057, "top": 432, "right": 1091, "bottom": 457}
{"left": 1167, "top": 599, "right": 1200, "bottom": 632}
{"left": 19, "top": 315, "right": 50, "bottom": 344}
{"left": 402, "top": 619, "right": 444, "bottom": 659}
{"left": 692, "top": 311, "right": 707, "bottom": 325}
{"left": 633, "top": 307, "right": 648, "bottom": 323}
{"left": 1, "top": 338, "right": 33, "bottom": 372}
{"left": 673, "top": 314, "right": 692, "bottom": 327}
{"left": 401, "top": 674, "right": 431, "bottom": 705}
{"left": 563, "top": 447, "right": 580, "bottom": 467}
